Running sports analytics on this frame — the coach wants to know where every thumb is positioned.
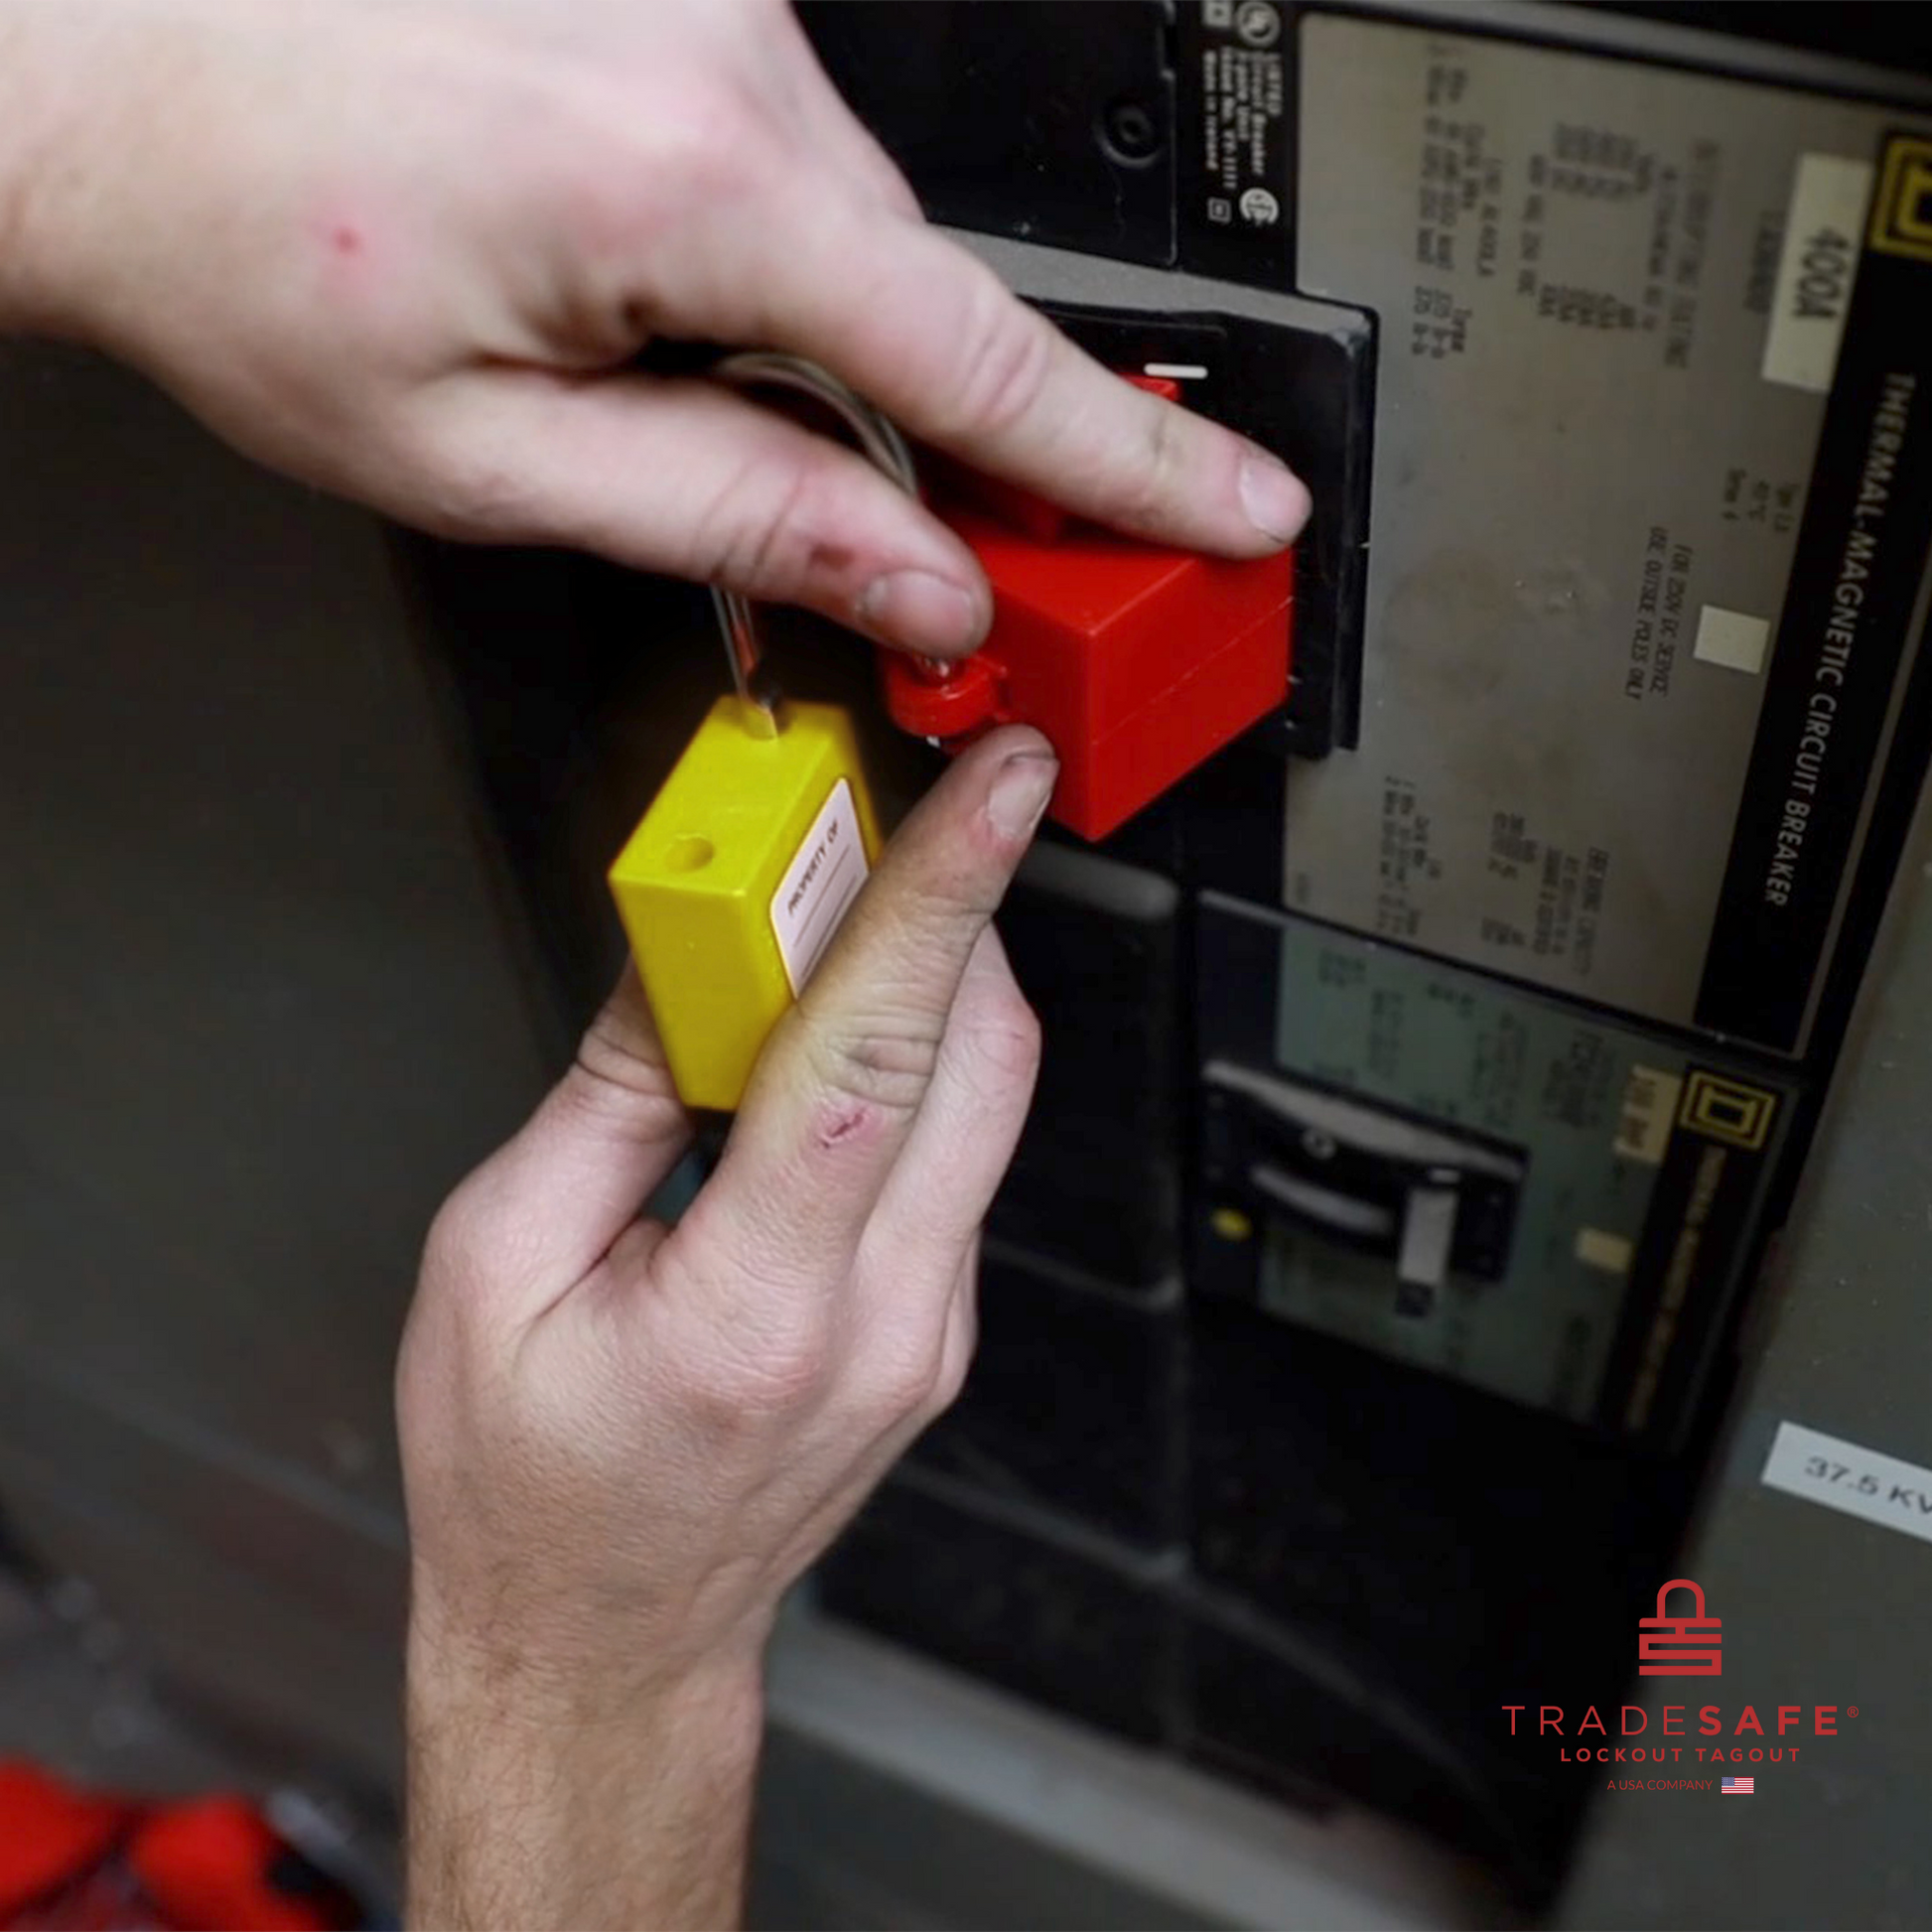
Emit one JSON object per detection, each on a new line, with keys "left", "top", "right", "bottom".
{"left": 412, "top": 364, "right": 993, "bottom": 657}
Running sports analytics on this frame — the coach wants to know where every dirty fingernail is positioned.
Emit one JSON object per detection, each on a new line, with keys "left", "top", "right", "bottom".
{"left": 987, "top": 751, "right": 1058, "bottom": 840}
{"left": 1238, "top": 450, "right": 1312, "bottom": 546}
{"left": 858, "top": 570, "right": 988, "bottom": 654}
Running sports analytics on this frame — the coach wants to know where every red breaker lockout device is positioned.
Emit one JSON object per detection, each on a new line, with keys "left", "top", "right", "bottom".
{"left": 878, "top": 377, "right": 1296, "bottom": 842}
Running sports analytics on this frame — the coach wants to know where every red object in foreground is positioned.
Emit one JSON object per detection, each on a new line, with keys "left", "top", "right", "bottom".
{"left": 0, "top": 1762, "right": 355, "bottom": 1932}
{"left": 0, "top": 1763, "right": 127, "bottom": 1921}
{"left": 881, "top": 397, "right": 1296, "bottom": 842}
{"left": 130, "top": 1800, "right": 338, "bottom": 1932}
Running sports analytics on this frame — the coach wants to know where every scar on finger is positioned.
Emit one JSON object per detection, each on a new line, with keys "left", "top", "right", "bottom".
{"left": 814, "top": 1106, "right": 874, "bottom": 1151}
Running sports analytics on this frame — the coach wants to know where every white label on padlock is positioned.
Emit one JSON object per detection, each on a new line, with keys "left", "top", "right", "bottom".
{"left": 770, "top": 777, "right": 869, "bottom": 995}
{"left": 1760, "top": 1421, "right": 1932, "bottom": 1548}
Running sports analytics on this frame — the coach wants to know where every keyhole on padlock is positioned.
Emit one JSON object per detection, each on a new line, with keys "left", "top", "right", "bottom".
{"left": 664, "top": 835, "right": 715, "bottom": 873}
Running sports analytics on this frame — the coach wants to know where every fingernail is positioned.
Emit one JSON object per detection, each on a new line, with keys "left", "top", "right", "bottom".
{"left": 1238, "top": 450, "right": 1311, "bottom": 546}
{"left": 857, "top": 570, "right": 988, "bottom": 654}
{"left": 987, "top": 750, "right": 1058, "bottom": 840}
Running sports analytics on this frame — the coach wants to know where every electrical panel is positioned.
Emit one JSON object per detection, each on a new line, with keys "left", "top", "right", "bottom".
{"left": 773, "top": 1, "right": 1932, "bottom": 1905}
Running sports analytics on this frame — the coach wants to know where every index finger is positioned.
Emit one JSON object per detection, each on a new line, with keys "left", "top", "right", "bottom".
{"left": 680, "top": 726, "right": 1056, "bottom": 1290}
{"left": 747, "top": 197, "right": 1311, "bottom": 556}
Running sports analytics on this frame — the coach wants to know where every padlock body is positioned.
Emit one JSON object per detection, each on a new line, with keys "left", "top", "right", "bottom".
{"left": 1637, "top": 1625, "right": 1722, "bottom": 1674}
{"left": 608, "top": 697, "right": 881, "bottom": 1111}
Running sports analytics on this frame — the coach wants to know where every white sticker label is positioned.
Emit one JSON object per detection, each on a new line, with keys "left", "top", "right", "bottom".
{"left": 1574, "top": 1227, "right": 1634, "bottom": 1275}
{"left": 1761, "top": 154, "right": 1874, "bottom": 392}
{"left": 1761, "top": 1421, "right": 1932, "bottom": 1547}
{"left": 1613, "top": 1064, "right": 1682, "bottom": 1166}
{"left": 1693, "top": 606, "right": 1771, "bottom": 676}
{"left": 770, "top": 778, "right": 868, "bottom": 996}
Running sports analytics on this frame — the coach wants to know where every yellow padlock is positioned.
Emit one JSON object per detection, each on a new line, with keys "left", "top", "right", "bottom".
{"left": 607, "top": 350, "right": 915, "bottom": 1111}
{"left": 608, "top": 692, "right": 882, "bottom": 1110}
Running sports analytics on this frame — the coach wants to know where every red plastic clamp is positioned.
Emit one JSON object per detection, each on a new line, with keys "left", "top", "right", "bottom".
{"left": 880, "top": 384, "right": 1296, "bottom": 841}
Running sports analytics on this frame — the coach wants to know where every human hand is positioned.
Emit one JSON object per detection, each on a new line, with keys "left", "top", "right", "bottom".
{"left": 396, "top": 728, "right": 1054, "bottom": 1926}
{"left": 1, "top": 0, "right": 1310, "bottom": 658}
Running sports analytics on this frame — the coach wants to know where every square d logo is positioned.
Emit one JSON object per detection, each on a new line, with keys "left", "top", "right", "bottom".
{"left": 1869, "top": 135, "right": 1932, "bottom": 263}
{"left": 1679, "top": 1071, "right": 1776, "bottom": 1152}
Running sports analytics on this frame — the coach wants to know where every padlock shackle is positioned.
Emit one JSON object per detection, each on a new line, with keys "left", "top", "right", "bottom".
{"left": 711, "top": 350, "right": 920, "bottom": 493}
{"left": 708, "top": 352, "right": 923, "bottom": 736}
{"left": 710, "top": 587, "right": 785, "bottom": 741}
{"left": 1654, "top": 1578, "right": 1708, "bottom": 1616}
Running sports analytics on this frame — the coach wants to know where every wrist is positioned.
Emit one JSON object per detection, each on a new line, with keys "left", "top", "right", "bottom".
{"left": 407, "top": 1609, "right": 765, "bottom": 1931}
{"left": 407, "top": 1599, "right": 768, "bottom": 1747}
{"left": 407, "top": 1554, "right": 775, "bottom": 1726}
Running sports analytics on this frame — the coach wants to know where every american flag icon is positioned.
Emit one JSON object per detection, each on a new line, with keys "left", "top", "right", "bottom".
{"left": 1722, "top": 1776, "right": 1755, "bottom": 1795}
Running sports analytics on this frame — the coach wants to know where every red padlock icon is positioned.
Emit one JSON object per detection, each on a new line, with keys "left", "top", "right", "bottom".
{"left": 1637, "top": 1579, "right": 1723, "bottom": 1676}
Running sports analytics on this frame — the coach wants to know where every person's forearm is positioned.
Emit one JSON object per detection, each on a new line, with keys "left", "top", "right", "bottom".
{"left": 405, "top": 1617, "right": 764, "bottom": 1931}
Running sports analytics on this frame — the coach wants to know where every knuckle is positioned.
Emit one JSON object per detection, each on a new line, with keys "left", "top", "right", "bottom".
{"left": 870, "top": 158, "right": 924, "bottom": 222}
{"left": 932, "top": 280, "right": 1056, "bottom": 442}
{"left": 859, "top": 1338, "right": 945, "bottom": 1424}
{"left": 483, "top": 60, "right": 778, "bottom": 335}
{"left": 929, "top": 1342, "right": 971, "bottom": 1417}
{"left": 399, "top": 417, "right": 548, "bottom": 544}
{"left": 421, "top": 1173, "right": 491, "bottom": 1284}
{"left": 695, "top": 448, "right": 846, "bottom": 599}
{"left": 413, "top": 1179, "right": 527, "bottom": 1355}
{"left": 803, "top": 1012, "right": 945, "bottom": 1121}
{"left": 945, "top": 989, "right": 1043, "bottom": 1110}
{"left": 689, "top": 1311, "right": 833, "bottom": 1420}
{"left": 544, "top": 983, "right": 685, "bottom": 1146}
{"left": 929, "top": 1314, "right": 975, "bottom": 1416}
{"left": 649, "top": 1230, "right": 835, "bottom": 1410}
{"left": 571, "top": 69, "right": 770, "bottom": 231}
{"left": 638, "top": 78, "right": 773, "bottom": 203}
{"left": 1113, "top": 392, "right": 1190, "bottom": 531}
{"left": 977, "top": 991, "right": 1044, "bottom": 1085}
{"left": 570, "top": 995, "right": 669, "bottom": 1105}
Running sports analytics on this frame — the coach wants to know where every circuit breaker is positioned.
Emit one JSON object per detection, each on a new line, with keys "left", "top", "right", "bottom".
{"left": 779, "top": 1, "right": 1932, "bottom": 1906}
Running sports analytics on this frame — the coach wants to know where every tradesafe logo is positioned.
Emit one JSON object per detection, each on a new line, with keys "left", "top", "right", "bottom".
{"left": 1638, "top": 1579, "right": 1722, "bottom": 1676}
{"left": 1502, "top": 1576, "right": 1861, "bottom": 1788}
